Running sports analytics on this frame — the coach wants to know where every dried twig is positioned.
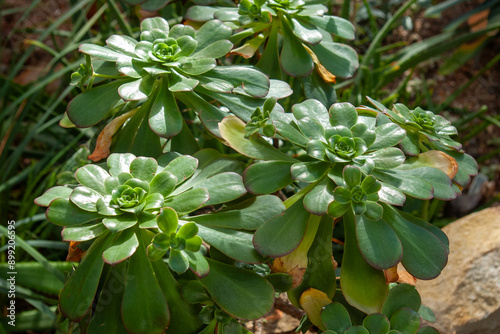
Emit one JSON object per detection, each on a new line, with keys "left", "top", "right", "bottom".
{"left": 273, "top": 294, "right": 305, "bottom": 320}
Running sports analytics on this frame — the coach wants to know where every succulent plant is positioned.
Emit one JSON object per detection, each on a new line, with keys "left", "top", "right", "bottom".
{"left": 316, "top": 284, "right": 439, "bottom": 334}
{"left": 219, "top": 97, "right": 474, "bottom": 315}
{"left": 365, "top": 97, "right": 478, "bottom": 189}
{"left": 67, "top": 17, "right": 292, "bottom": 153}
{"left": 35, "top": 151, "right": 284, "bottom": 332}
{"left": 186, "top": 0, "right": 358, "bottom": 106}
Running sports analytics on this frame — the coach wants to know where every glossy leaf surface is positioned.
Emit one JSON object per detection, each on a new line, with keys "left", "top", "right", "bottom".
{"left": 200, "top": 258, "right": 274, "bottom": 320}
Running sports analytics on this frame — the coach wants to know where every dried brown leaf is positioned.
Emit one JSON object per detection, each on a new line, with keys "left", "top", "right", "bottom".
{"left": 88, "top": 109, "right": 138, "bottom": 162}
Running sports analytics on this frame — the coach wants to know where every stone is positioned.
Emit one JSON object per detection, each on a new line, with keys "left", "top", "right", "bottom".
{"left": 416, "top": 207, "right": 500, "bottom": 334}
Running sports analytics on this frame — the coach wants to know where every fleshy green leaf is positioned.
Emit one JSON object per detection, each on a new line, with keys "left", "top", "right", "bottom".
{"left": 341, "top": 210, "right": 388, "bottom": 314}
{"left": 370, "top": 123, "right": 406, "bottom": 150}
{"left": 179, "top": 58, "right": 216, "bottom": 75}
{"left": 102, "top": 229, "right": 139, "bottom": 265}
{"left": 192, "top": 40, "right": 233, "bottom": 59}
{"left": 177, "top": 222, "right": 198, "bottom": 239}
{"left": 390, "top": 308, "right": 421, "bottom": 334}
{"left": 273, "top": 120, "right": 310, "bottom": 147}
{"left": 157, "top": 207, "right": 179, "bottom": 235}
{"left": 351, "top": 123, "right": 376, "bottom": 147}
{"left": 356, "top": 215, "right": 402, "bottom": 270}
{"left": 280, "top": 16, "right": 314, "bottom": 77}
{"left": 106, "top": 35, "right": 137, "bottom": 57}
{"left": 219, "top": 116, "right": 297, "bottom": 162}
{"left": 75, "top": 164, "right": 110, "bottom": 195}
{"left": 141, "top": 17, "right": 170, "bottom": 35}
{"left": 169, "top": 249, "right": 190, "bottom": 274}
{"left": 363, "top": 313, "right": 391, "bottom": 333}
{"left": 87, "top": 262, "right": 128, "bottom": 334}
{"left": 149, "top": 79, "right": 183, "bottom": 138}
{"left": 307, "top": 140, "right": 328, "bottom": 161}
{"left": 144, "top": 193, "right": 165, "bottom": 211}
{"left": 79, "top": 43, "right": 123, "bottom": 61}
{"left": 345, "top": 326, "right": 370, "bottom": 334}
{"left": 102, "top": 215, "right": 138, "bottom": 232}
{"left": 118, "top": 76, "right": 156, "bottom": 101}
{"left": 253, "top": 199, "right": 310, "bottom": 257}
{"left": 372, "top": 169, "right": 433, "bottom": 200}
{"left": 329, "top": 102, "right": 358, "bottom": 128}
{"left": 69, "top": 186, "right": 101, "bottom": 212}
{"left": 149, "top": 171, "right": 177, "bottom": 197}
{"left": 381, "top": 283, "right": 421, "bottom": 319}
{"left": 67, "top": 81, "right": 124, "bottom": 128}
{"left": 310, "top": 41, "right": 358, "bottom": 78}
{"left": 107, "top": 153, "right": 136, "bottom": 176}
{"left": 297, "top": 116, "right": 325, "bottom": 139}
{"left": 327, "top": 201, "right": 350, "bottom": 218}
{"left": 161, "top": 155, "right": 198, "bottom": 184}
{"left": 193, "top": 172, "right": 246, "bottom": 205}
{"left": 169, "top": 23, "right": 196, "bottom": 39}
{"left": 185, "top": 195, "right": 285, "bottom": 230}
{"left": 382, "top": 205, "right": 448, "bottom": 279}
{"left": 185, "top": 251, "right": 210, "bottom": 277}
{"left": 292, "top": 99, "right": 330, "bottom": 127}
{"left": 364, "top": 201, "right": 383, "bottom": 220}
{"left": 200, "top": 258, "right": 275, "bottom": 320}
{"left": 35, "top": 186, "right": 73, "bottom": 207}
{"left": 306, "top": 15, "right": 355, "bottom": 40}
{"left": 176, "top": 152, "right": 244, "bottom": 193}
{"left": 244, "top": 161, "right": 293, "bottom": 195}
{"left": 195, "top": 224, "right": 266, "bottom": 264}
{"left": 370, "top": 147, "right": 406, "bottom": 169}
{"left": 378, "top": 184, "right": 406, "bottom": 206}
{"left": 303, "top": 177, "right": 335, "bottom": 215}
{"left": 176, "top": 35, "right": 198, "bottom": 58}
{"left": 129, "top": 157, "right": 157, "bottom": 182}
{"left": 150, "top": 259, "right": 202, "bottom": 334}
{"left": 122, "top": 231, "right": 170, "bottom": 334}
{"left": 265, "top": 273, "right": 294, "bottom": 293}
{"left": 59, "top": 233, "right": 112, "bottom": 320}
{"left": 195, "top": 19, "right": 232, "bottom": 51}
{"left": 321, "top": 303, "right": 352, "bottom": 333}
{"left": 62, "top": 223, "right": 107, "bottom": 242}
{"left": 168, "top": 69, "right": 199, "bottom": 92}
{"left": 290, "top": 17, "right": 323, "bottom": 45}
{"left": 164, "top": 188, "right": 210, "bottom": 215}
{"left": 47, "top": 198, "right": 102, "bottom": 226}
{"left": 344, "top": 165, "right": 362, "bottom": 189}
{"left": 417, "top": 327, "right": 440, "bottom": 334}
{"left": 176, "top": 90, "right": 226, "bottom": 136}
{"left": 204, "top": 66, "right": 270, "bottom": 98}
{"left": 291, "top": 161, "right": 330, "bottom": 183}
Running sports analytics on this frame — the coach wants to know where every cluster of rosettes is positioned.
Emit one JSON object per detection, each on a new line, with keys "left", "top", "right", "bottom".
{"left": 35, "top": 152, "right": 248, "bottom": 273}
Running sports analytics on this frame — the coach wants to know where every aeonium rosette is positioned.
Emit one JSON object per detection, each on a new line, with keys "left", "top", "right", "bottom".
{"left": 35, "top": 151, "right": 253, "bottom": 272}
{"left": 219, "top": 98, "right": 464, "bottom": 313}
{"left": 67, "top": 17, "right": 291, "bottom": 148}
{"left": 186, "top": 0, "right": 359, "bottom": 81}
{"left": 365, "top": 97, "right": 478, "bottom": 189}
{"left": 35, "top": 150, "right": 285, "bottom": 332}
